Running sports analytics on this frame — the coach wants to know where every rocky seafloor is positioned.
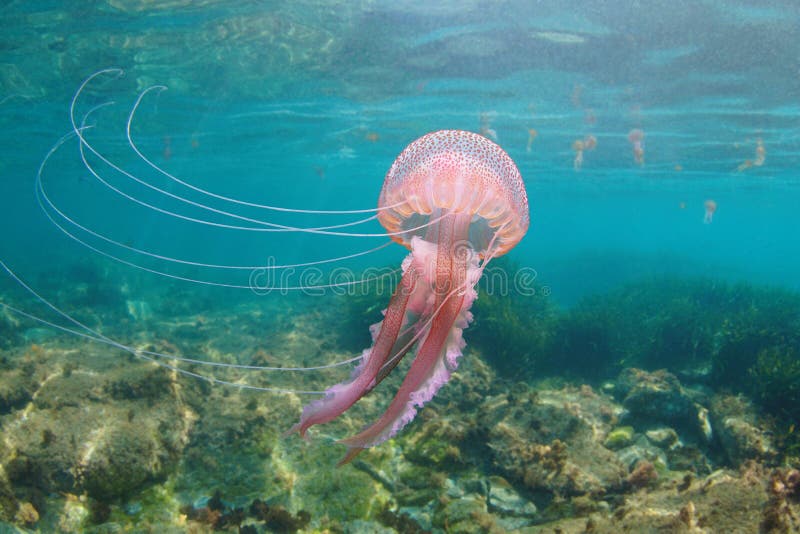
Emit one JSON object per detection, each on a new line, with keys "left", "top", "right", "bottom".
{"left": 1, "top": 272, "right": 799, "bottom": 533}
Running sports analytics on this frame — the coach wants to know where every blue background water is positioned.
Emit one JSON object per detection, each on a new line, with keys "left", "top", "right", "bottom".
{"left": 1, "top": 0, "right": 798, "bottom": 314}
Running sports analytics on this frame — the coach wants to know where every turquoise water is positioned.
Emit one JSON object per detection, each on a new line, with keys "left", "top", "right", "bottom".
{"left": 1, "top": 1, "right": 798, "bottom": 307}
{"left": 1, "top": 1, "right": 799, "bottom": 531}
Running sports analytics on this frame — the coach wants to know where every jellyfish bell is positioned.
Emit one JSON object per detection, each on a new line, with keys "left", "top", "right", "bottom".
{"left": 627, "top": 129, "right": 645, "bottom": 144}
{"left": 289, "top": 130, "right": 529, "bottom": 463}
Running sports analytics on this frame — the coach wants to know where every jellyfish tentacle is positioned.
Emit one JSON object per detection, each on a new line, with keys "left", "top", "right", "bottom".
{"left": 36, "top": 133, "right": 402, "bottom": 290}
{"left": 337, "top": 212, "right": 478, "bottom": 463}
{"left": 0, "top": 261, "right": 335, "bottom": 394}
{"left": 77, "top": 110, "right": 381, "bottom": 233}
{"left": 125, "top": 84, "right": 407, "bottom": 216}
{"left": 287, "top": 263, "right": 421, "bottom": 438}
{"left": 69, "top": 71, "right": 407, "bottom": 233}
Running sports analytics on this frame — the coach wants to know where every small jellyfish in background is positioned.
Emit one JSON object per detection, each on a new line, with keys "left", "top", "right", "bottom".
{"left": 736, "top": 137, "right": 766, "bottom": 172}
{"left": 479, "top": 111, "right": 498, "bottom": 141}
{"left": 628, "top": 128, "right": 645, "bottom": 165}
{"left": 571, "top": 135, "right": 596, "bottom": 170}
{"left": 571, "top": 84, "right": 584, "bottom": 108}
{"left": 754, "top": 138, "right": 766, "bottom": 166}
{"left": 365, "top": 131, "right": 380, "bottom": 143}
{"left": 526, "top": 128, "right": 538, "bottom": 153}
{"left": 162, "top": 136, "right": 172, "bottom": 160}
{"left": 572, "top": 139, "right": 585, "bottom": 170}
{"left": 704, "top": 199, "right": 717, "bottom": 224}
{"left": 674, "top": 164, "right": 683, "bottom": 172}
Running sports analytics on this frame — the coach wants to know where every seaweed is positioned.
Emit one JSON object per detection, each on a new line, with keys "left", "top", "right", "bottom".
{"left": 749, "top": 347, "right": 800, "bottom": 424}
{"left": 710, "top": 285, "right": 800, "bottom": 388}
{"left": 331, "top": 265, "right": 399, "bottom": 353}
{"left": 470, "top": 256, "right": 557, "bottom": 378}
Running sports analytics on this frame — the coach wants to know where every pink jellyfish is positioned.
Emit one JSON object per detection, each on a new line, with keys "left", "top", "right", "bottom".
{"left": 0, "top": 73, "right": 530, "bottom": 467}
{"left": 571, "top": 135, "right": 596, "bottom": 171}
{"left": 572, "top": 139, "right": 585, "bottom": 170}
{"left": 704, "top": 199, "right": 717, "bottom": 224}
{"left": 288, "top": 130, "right": 530, "bottom": 463}
{"left": 628, "top": 128, "right": 645, "bottom": 165}
{"left": 754, "top": 138, "right": 766, "bottom": 167}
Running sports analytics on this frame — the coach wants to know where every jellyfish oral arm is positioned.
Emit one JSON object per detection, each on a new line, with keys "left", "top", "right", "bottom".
{"left": 337, "top": 212, "right": 479, "bottom": 463}
{"left": 286, "top": 263, "right": 421, "bottom": 438}
{"left": 288, "top": 211, "right": 481, "bottom": 464}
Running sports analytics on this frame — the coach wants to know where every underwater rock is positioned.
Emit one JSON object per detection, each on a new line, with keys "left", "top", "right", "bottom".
{"left": 402, "top": 413, "right": 471, "bottom": 468}
{"left": 762, "top": 468, "right": 800, "bottom": 532}
{"left": 2, "top": 357, "right": 193, "bottom": 504}
{"left": 125, "top": 299, "right": 153, "bottom": 322}
{"left": 718, "top": 418, "right": 777, "bottom": 467}
{"left": 433, "top": 496, "right": 495, "bottom": 534}
{"left": 487, "top": 475, "right": 538, "bottom": 529}
{"left": 377, "top": 505, "right": 431, "bottom": 534}
{"left": 665, "top": 443, "right": 713, "bottom": 475}
{"left": 645, "top": 427, "right": 680, "bottom": 449}
{"left": 615, "top": 438, "right": 668, "bottom": 473}
{"left": 616, "top": 368, "right": 711, "bottom": 442}
{"left": 13, "top": 502, "right": 38, "bottom": 527}
{"left": 58, "top": 496, "right": 90, "bottom": 533}
{"left": 626, "top": 459, "right": 659, "bottom": 489}
{"left": 78, "top": 423, "right": 174, "bottom": 501}
{"left": 0, "top": 371, "right": 32, "bottom": 414}
{"left": 711, "top": 394, "right": 777, "bottom": 467}
{"left": 250, "top": 498, "right": 310, "bottom": 533}
{"left": 33, "top": 372, "right": 100, "bottom": 410}
{"left": 604, "top": 426, "right": 635, "bottom": 450}
{"left": 543, "top": 464, "right": 771, "bottom": 533}
{"left": 483, "top": 387, "right": 627, "bottom": 499}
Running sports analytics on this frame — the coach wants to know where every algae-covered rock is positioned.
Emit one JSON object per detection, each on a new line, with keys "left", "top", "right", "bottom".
{"left": 604, "top": 426, "right": 635, "bottom": 450}
{"left": 79, "top": 423, "right": 172, "bottom": 501}
{"left": 646, "top": 427, "right": 680, "bottom": 449}
{"left": 483, "top": 388, "right": 627, "bottom": 500}
{"left": 615, "top": 439, "right": 668, "bottom": 473}
{"left": 711, "top": 394, "right": 777, "bottom": 467}
{"left": 2, "top": 357, "right": 193, "bottom": 505}
{"left": 434, "top": 496, "right": 493, "bottom": 534}
{"left": 617, "top": 368, "right": 710, "bottom": 441}
{"left": 0, "top": 371, "right": 32, "bottom": 414}
{"left": 487, "top": 475, "right": 538, "bottom": 530}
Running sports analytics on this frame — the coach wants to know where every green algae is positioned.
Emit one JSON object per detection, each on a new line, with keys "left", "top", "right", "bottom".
{"left": 604, "top": 426, "right": 635, "bottom": 450}
{"left": 292, "top": 445, "right": 391, "bottom": 522}
{"left": 470, "top": 256, "right": 557, "bottom": 379}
